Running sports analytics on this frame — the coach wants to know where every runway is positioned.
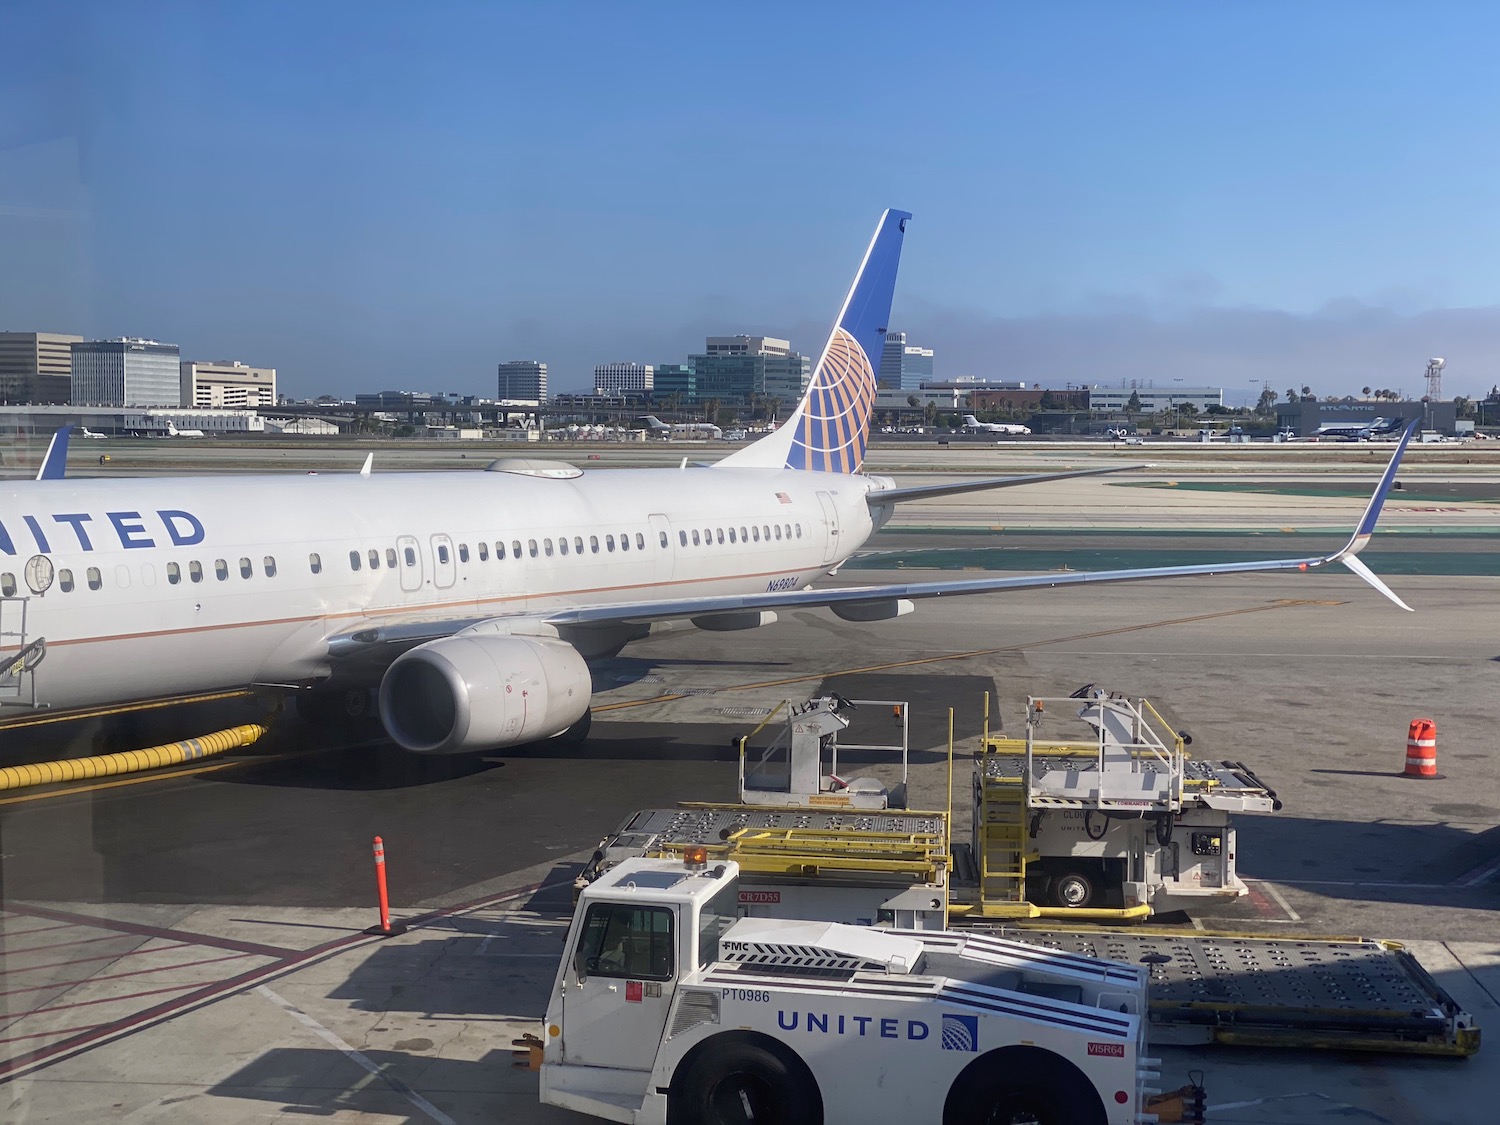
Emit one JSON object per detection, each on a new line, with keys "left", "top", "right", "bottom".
{"left": 1, "top": 445, "right": 1497, "bottom": 1122}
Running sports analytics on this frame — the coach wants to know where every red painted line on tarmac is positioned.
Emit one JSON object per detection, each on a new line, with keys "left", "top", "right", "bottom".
{"left": 0, "top": 1023, "right": 107, "bottom": 1047}
{"left": 0, "top": 903, "right": 297, "bottom": 960}
{"left": 0, "top": 942, "right": 195, "bottom": 977}
{"left": 2, "top": 934, "right": 133, "bottom": 958}
{"left": 0, "top": 952, "right": 255, "bottom": 999}
{"left": 0, "top": 874, "right": 564, "bottom": 1083}
{"left": 0, "top": 981, "right": 210, "bottom": 1029}
{"left": 1245, "top": 885, "right": 1280, "bottom": 919}
{"left": 0, "top": 923, "right": 82, "bottom": 939}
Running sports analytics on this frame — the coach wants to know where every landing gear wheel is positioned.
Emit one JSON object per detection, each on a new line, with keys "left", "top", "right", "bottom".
{"left": 1051, "top": 869, "right": 1096, "bottom": 909}
{"left": 945, "top": 1050, "right": 1106, "bottom": 1125}
{"left": 557, "top": 708, "right": 592, "bottom": 745}
{"left": 672, "top": 1041, "right": 820, "bottom": 1125}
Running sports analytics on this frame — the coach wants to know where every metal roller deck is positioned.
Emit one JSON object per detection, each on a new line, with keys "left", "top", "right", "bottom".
{"left": 997, "top": 928, "right": 1480, "bottom": 1056}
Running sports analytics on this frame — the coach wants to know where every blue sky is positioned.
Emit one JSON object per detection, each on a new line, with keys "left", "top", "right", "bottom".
{"left": 4, "top": 1, "right": 1500, "bottom": 403}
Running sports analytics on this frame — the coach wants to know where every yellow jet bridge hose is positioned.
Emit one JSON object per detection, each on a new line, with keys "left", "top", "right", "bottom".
{"left": 0, "top": 723, "right": 268, "bottom": 791}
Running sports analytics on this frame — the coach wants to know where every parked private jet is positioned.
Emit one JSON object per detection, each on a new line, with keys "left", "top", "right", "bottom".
{"left": 642, "top": 416, "right": 724, "bottom": 440}
{"left": 79, "top": 427, "right": 108, "bottom": 440}
{"left": 962, "top": 414, "right": 1031, "bottom": 435}
{"left": 0, "top": 210, "right": 1416, "bottom": 756}
{"left": 1315, "top": 417, "right": 1406, "bottom": 441}
{"left": 165, "top": 421, "right": 207, "bottom": 438}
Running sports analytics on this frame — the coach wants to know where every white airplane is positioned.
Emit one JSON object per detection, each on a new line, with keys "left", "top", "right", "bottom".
{"left": 79, "top": 427, "right": 107, "bottom": 440}
{"left": 642, "top": 415, "right": 724, "bottom": 440}
{"left": 0, "top": 210, "right": 1416, "bottom": 756}
{"left": 165, "top": 421, "right": 207, "bottom": 438}
{"left": 962, "top": 414, "right": 1031, "bottom": 436}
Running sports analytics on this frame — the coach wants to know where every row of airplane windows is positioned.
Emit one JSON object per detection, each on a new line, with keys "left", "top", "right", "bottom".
{"left": 0, "top": 521, "right": 809, "bottom": 597}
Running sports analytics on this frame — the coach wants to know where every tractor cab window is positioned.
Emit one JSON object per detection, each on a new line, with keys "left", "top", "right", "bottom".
{"left": 574, "top": 903, "right": 674, "bottom": 982}
{"left": 698, "top": 882, "right": 738, "bottom": 969}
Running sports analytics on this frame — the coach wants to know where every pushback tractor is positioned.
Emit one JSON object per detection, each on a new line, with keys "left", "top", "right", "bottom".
{"left": 541, "top": 852, "right": 1156, "bottom": 1125}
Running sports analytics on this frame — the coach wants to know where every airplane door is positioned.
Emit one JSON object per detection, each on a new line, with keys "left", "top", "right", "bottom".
{"left": 431, "top": 534, "right": 456, "bottom": 589}
{"left": 396, "top": 535, "right": 422, "bottom": 593}
{"left": 816, "top": 491, "right": 840, "bottom": 563}
{"left": 648, "top": 514, "right": 674, "bottom": 583}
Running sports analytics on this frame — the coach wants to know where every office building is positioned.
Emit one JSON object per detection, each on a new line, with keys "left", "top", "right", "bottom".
{"left": 71, "top": 338, "right": 181, "bottom": 407}
{"left": 497, "top": 360, "right": 548, "bottom": 403}
{"left": 653, "top": 363, "right": 697, "bottom": 405}
{"left": 180, "top": 360, "right": 277, "bottom": 409}
{"left": 0, "top": 331, "right": 83, "bottom": 404}
{"left": 688, "top": 336, "right": 811, "bottom": 408}
{"left": 1087, "top": 385, "right": 1224, "bottom": 414}
{"left": 594, "top": 362, "right": 654, "bottom": 395}
{"left": 877, "top": 331, "right": 934, "bottom": 391}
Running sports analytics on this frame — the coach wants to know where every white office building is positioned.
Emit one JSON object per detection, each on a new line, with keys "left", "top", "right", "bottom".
{"left": 71, "top": 338, "right": 181, "bottom": 407}
{"left": 594, "top": 362, "right": 654, "bottom": 395}
{"left": 181, "top": 360, "right": 277, "bottom": 409}
{"left": 1088, "top": 385, "right": 1224, "bottom": 413}
{"left": 498, "top": 360, "right": 548, "bottom": 403}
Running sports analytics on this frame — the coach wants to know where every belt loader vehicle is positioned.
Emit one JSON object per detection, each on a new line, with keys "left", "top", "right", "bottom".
{"left": 540, "top": 851, "right": 1155, "bottom": 1125}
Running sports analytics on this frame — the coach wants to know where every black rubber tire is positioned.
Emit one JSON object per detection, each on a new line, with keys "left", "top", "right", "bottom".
{"left": 556, "top": 708, "right": 592, "bottom": 745}
{"left": 673, "top": 1041, "right": 820, "bottom": 1125}
{"left": 945, "top": 1051, "right": 1106, "bottom": 1125}
{"left": 1051, "top": 868, "right": 1096, "bottom": 909}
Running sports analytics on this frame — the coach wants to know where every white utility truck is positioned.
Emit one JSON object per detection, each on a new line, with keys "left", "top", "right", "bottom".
{"left": 540, "top": 852, "right": 1154, "bottom": 1125}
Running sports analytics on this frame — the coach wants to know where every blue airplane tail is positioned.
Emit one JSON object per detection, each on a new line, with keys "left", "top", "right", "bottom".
{"left": 717, "top": 209, "right": 910, "bottom": 473}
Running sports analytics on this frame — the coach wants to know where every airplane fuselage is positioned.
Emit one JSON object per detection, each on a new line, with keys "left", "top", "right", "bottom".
{"left": 0, "top": 465, "right": 879, "bottom": 711}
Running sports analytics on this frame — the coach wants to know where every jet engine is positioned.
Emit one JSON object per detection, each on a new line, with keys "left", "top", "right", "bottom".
{"left": 377, "top": 634, "right": 590, "bottom": 754}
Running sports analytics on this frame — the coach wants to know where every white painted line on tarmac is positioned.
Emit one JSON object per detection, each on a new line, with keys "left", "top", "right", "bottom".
{"left": 1258, "top": 882, "right": 1303, "bottom": 923}
{"left": 1454, "top": 855, "right": 1500, "bottom": 888}
{"left": 256, "top": 985, "right": 457, "bottom": 1125}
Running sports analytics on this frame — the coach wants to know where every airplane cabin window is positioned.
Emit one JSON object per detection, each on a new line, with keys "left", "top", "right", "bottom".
{"left": 659, "top": 530, "right": 668, "bottom": 549}
{"left": 59, "top": 568, "right": 74, "bottom": 593}
{"left": 368, "top": 549, "right": 380, "bottom": 569}
{"left": 589, "top": 535, "right": 599, "bottom": 553}
{"left": 692, "top": 530, "right": 701, "bottom": 546}
{"left": 634, "top": 532, "right": 645, "bottom": 550}
{"left": 716, "top": 529, "right": 724, "bottom": 544}
{"left": 437, "top": 544, "right": 450, "bottom": 564}
{"left": 740, "top": 526, "right": 748, "bottom": 542}
{"left": 309, "top": 553, "right": 322, "bottom": 574}
{"left": 215, "top": 559, "right": 228, "bottom": 580}
{"left": 167, "top": 562, "right": 181, "bottom": 584}
{"left": 559, "top": 538, "right": 569, "bottom": 556}
{"left": 478, "top": 542, "right": 489, "bottom": 561}
{"left": 775, "top": 526, "right": 782, "bottom": 540}
{"left": 115, "top": 564, "right": 131, "bottom": 589}
{"left": 87, "top": 567, "right": 102, "bottom": 590}
{"left": 528, "top": 539, "right": 538, "bottom": 557}
{"left": 620, "top": 533, "right": 629, "bottom": 552}
{"left": 459, "top": 544, "right": 469, "bottom": 562}
{"left": 543, "top": 538, "right": 554, "bottom": 557}
{"left": 784, "top": 524, "right": 791, "bottom": 538}
{"left": 386, "top": 548, "right": 397, "bottom": 568}
{"left": 1, "top": 573, "right": 16, "bottom": 597}
{"left": 350, "top": 550, "right": 362, "bottom": 571}
{"left": 405, "top": 546, "right": 417, "bottom": 566}
{"left": 513, "top": 540, "right": 522, "bottom": 558}
{"left": 610, "top": 534, "right": 619, "bottom": 551}
{"left": 575, "top": 536, "right": 585, "bottom": 554}
{"left": 493, "top": 541, "right": 504, "bottom": 560}
{"left": 795, "top": 523, "right": 802, "bottom": 538}
{"left": 190, "top": 560, "right": 204, "bottom": 582}
{"left": 240, "top": 557, "right": 253, "bottom": 579}
{"left": 264, "top": 556, "right": 277, "bottom": 578}
{"left": 729, "top": 528, "right": 737, "bottom": 543}
{"left": 763, "top": 525, "right": 771, "bottom": 540}
{"left": 752, "top": 527, "right": 760, "bottom": 542}
{"left": 676, "top": 531, "right": 685, "bottom": 547}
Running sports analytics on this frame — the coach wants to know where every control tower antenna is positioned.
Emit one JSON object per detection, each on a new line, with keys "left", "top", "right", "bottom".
{"left": 1425, "top": 357, "right": 1446, "bottom": 400}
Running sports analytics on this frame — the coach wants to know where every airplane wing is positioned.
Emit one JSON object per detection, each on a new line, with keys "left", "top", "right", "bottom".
{"left": 868, "top": 464, "right": 1140, "bottom": 506}
{"left": 548, "top": 421, "right": 1415, "bottom": 625}
{"left": 327, "top": 423, "right": 1415, "bottom": 659}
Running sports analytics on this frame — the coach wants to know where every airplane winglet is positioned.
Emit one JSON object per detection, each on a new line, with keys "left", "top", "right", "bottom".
{"left": 36, "top": 425, "right": 72, "bottom": 481}
{"left": 1322, "top": 420, "right": 1418, "bottom": 610}
{"left": 360, "top": 453, "right": 373, "bottom": 477}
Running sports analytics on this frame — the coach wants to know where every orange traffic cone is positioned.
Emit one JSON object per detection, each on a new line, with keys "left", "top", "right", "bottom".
{"left": 1403, "top": 718, "right": 1443, "bottom": 780}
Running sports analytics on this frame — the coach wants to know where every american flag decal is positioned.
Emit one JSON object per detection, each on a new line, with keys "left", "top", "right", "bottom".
{"left": 776, "top": 492, "right": 792, "bottom": 504}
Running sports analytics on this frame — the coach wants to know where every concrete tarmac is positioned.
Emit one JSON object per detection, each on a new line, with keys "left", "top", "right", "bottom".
{"left": 2, "top": 449, "right": 1498, "bottom": 1123}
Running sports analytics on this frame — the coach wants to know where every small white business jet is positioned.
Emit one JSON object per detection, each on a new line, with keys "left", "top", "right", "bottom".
{"left": 962, "top": 414, "right": 1031, "bottom": 436}
{"left": 642, "top": 416, "right": 724, "bottom": 440}
{"left": 0, "top": 210, "right": 1415, "bottom": 755}
{"left": 79, "top": 427, "right": 108, "bottom": 440}
{"left": 165, "top": 421, "right": 207, "bottom": 438}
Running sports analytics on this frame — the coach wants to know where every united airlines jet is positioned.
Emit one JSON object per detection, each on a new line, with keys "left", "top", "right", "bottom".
{"left": 0, "top": 210, "right": 1415, "bottom": 754}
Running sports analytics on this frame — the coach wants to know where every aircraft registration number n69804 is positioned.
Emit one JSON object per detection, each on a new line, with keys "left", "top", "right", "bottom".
{"left": 765, "top": 576, "right": 800, "bottom": 592}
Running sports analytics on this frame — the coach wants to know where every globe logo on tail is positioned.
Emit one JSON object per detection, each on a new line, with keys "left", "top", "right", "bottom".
{"left": 786, "top": 327, "right": 877, "bottom": 473}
